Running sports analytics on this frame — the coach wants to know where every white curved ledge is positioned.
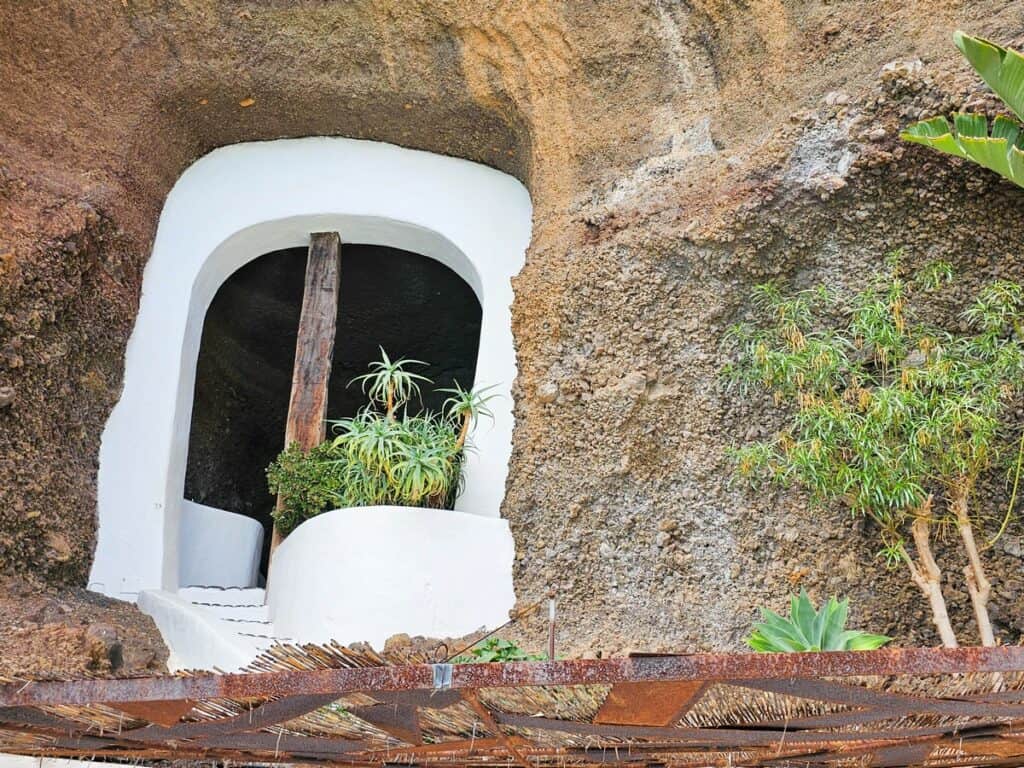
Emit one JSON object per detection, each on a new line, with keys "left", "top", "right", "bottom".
{"left": 137, "top": 589, "right": 260, "bottom": 672}
{"left": 91, "top": 138, "right": 532, "bottom": 598}
{"left": 266, "top": 506, "right": 516, "bottom": 648}
{"left": 179, "top": 500, "right": 263, "bottom": 588}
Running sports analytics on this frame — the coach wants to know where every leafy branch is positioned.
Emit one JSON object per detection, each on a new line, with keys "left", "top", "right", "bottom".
{"left": 725, "top": 257, "right": 1024, "bottom": 647}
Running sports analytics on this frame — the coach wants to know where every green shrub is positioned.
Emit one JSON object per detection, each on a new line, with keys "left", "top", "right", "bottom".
{"left": 266, "top": 350, "right": 497, "bottom": 535}
{"left": 452, "top": 638, "right": 544, "bottom": 663}
{"left": 746, "top": 590, "right": 891, "bottom": 652}
{"left": 266, "top": 442, "right": 348, "bottom": 535}
{"left": 724, "top": 255, "right": 1024, "bottom": 647}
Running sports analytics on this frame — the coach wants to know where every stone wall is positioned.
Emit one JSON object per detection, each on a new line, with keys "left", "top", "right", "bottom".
{"left": 2, "top": 0, "right": 1024, "bottom": 651}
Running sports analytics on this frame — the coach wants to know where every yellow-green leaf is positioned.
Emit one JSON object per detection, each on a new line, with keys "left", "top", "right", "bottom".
{"left": 954, "top": 31, "right": 1024, "bottom": 122}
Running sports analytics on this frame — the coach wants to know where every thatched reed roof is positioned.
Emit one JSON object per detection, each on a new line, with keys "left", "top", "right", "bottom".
{"left": 3, "top": 645, "right": 1024, "bottom": 767}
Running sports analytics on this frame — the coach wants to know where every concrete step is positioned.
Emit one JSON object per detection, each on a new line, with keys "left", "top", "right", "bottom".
{"left": 138, "top": 588, "right": 285, "bottom": 671}
{"left": 178, "top": 586, "right": 267, "bottom": 607}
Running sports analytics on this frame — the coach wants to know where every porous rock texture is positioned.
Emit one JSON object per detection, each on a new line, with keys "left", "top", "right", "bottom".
{"left": 3, "top": 1, "right": 1024, "bottom": 662}
{"left": 0, "top": 576, "right": 167, "bottom": 678}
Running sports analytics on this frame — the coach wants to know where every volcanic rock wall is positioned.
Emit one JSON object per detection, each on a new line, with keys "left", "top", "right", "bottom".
{"left": 2, "top": 0, "right": 1024, "bottom": 652}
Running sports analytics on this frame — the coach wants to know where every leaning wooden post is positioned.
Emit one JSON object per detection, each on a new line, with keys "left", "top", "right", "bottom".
{"left": 268, "top": 232, "right": 341, "bottom": 562}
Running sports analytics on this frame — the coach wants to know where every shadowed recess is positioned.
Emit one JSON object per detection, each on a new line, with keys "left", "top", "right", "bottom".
{"left": 184, "top": 244, "right": 482, "bottom": 569}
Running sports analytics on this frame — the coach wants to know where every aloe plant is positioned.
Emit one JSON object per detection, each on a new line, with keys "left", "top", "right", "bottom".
{"left": 267, "top": 350, "right": 493, "bottom": 533}
{"left": 746, "top": 590, "right": 891, "bottom": 653}
{"left": 350, "top": 347, "right": 431, "bottom": 420}
{"left": 441, "top": 382, "right": 500, "bottom": 450}
{"left": 902, "top": 32, "right": 1024, "bottom": 188}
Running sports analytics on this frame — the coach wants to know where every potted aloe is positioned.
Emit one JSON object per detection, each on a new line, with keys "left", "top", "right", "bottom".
{"left": 266, "top": 349, "right": 497, "bottom": 535}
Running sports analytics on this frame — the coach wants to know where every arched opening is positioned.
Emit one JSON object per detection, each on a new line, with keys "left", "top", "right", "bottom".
{"left": 183, "top": 244, "right": 483, "bottom": 575}
{"left": 92, "top": 137, "right": 530, "bottom": 609}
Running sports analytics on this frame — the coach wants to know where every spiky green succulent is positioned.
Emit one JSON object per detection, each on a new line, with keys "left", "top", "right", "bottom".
{"left": 746, "top": 590, "right": 891, "bottom": 653}
{"left": 267, "top": 350, "right": 493, "bottom": 533}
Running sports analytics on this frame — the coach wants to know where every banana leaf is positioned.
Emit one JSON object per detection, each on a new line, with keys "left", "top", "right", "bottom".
{"left": 901, "top": 113, "right": 1024, "bottom": 187}
{"left": 954, "top": 31, "right": 1024, "bottom": 122}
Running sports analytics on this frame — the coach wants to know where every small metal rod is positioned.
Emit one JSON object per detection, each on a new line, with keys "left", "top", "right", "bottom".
{"left": 443, "top": 598, "right": 545, "bottom": 662}
{"left": 547, "top": 594, "right": 557, "bottom": 661}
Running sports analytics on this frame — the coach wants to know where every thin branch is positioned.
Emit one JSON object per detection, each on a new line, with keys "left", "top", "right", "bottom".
{"left": 908, "top": 499, "right": 959, "bottom": 648}
{"left": 952, "top": 481, "right": 996, "bottom": 647}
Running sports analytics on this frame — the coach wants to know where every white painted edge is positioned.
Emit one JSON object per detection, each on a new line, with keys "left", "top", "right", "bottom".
{"left": 0, "top": 756, "right": 111, "bottom": 768}
{"left": 90, "top": 137, "right": 532, "bottom": 598}
{"left": 267, "top": 505, "right": 517, "bottom": 649}
{"left": 179, "top": 500, "right": 264, "bottom": 588}
{"left": 137, "top": 589, "right": 260, "bottom": 672}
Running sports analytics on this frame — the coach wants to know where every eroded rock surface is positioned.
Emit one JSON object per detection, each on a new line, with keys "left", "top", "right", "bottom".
{"left": 3, "top": 1, "right": 1024, "bottom": 656}
{"left": 0, "top": 576, "right": 167, "bottom": 678}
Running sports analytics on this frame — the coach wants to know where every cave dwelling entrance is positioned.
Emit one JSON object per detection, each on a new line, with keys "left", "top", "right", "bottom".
{"left": 88, "top": 138, "right": 531, "bottom": 666}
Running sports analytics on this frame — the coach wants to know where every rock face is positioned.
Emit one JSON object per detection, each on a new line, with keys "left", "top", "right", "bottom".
{"left": 3, "top": 1, "right": 1024, "bottom": 654}
{"left": 0, "top": 576, "right": 167, "bottom": 678}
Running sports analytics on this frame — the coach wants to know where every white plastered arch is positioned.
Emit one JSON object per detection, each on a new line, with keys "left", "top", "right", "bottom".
{"left": 90, "top": 137, "right": 532, "bottom": 598}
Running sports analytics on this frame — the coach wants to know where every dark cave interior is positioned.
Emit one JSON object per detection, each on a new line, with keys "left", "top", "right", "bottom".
{"left": 184, "top": 243, "right": 482, "bottom": 572}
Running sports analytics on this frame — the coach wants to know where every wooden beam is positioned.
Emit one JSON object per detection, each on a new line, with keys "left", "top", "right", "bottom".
{"left": 269, "top": 232, "right": 341, "bottom": 557}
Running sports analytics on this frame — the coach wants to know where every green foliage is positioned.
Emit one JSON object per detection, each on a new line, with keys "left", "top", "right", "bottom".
{"left": 267, "top": 350, "right": 495, "bottom": 535}
{"left": 746, "top": 590, "right": 891, "bottom": 652}
{"left": 452, "top": 638, "right": 544, "bottom": 663}
{"left": 902, "top": 32, "right": 1024, "bottom": 188}
{"left": 441, "top": 382, "right": 501, "bottom": 449}
{"left": 724, "top": 256, "right": 1024, "bottom": 559}
{"left": 328, "top": 410, "right": 463, "bottom": 509}
{"left": 350, "top": 347, "right": 431, "bottom": 419}
{"left": 265, "top": 442, "right": 346, "bottom": 536}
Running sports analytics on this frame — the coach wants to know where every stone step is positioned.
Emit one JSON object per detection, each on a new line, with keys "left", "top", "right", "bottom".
{"left": 178, "top": 586, "right": 267, "bottom": 607}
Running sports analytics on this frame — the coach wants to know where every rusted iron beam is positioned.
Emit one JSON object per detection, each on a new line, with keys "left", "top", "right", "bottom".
{"left": 109, "top": 698, "right": 196, "bottom": 727}
{"left": 118, "top": 692, "right": 341, "bottom": 742}
{"left": 9, "top": 733, "right": 1024, "bottom": 768}
{"left": 739, "top": 677, "right": 1024, "bottom": 719}
{"left": 346, "top": 702, "right": 423, "bottom": 745}
{"left": 362, "top": 737, "right": 509, "bottom": 758}
{"left": 461, "top": 689, "right": 531, "bottom": 767}
{"left": 4, "top": 647, "right": 1024, "bottom": 708}
{"left": 490, "top": 712, "right": 955, "bottom": 748}
{"left": 192, "top": 731, "right": 372, "bottom": 758}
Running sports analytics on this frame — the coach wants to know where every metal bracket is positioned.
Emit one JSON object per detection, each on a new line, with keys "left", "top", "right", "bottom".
{"left": 431, "top": 663, "right": 453, "bottom": 691}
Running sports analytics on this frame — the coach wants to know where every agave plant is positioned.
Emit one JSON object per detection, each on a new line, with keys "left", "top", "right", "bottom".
{"left": 902, "top": 32, "right": 1024, "bottom": 188}
{"left": 746, "top": 590, "right": 892, "bottom": 653}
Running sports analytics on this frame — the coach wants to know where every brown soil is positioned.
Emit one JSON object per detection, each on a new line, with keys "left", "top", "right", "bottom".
{"left": 3, "top": 1, "right": 1024, "bottom": 661}
{"left": 0, "top": 575, "right": 167, "bottom": 678}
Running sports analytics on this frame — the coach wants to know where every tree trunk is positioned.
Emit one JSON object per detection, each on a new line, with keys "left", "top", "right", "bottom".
{"left": 454, "top": 412, "right": 471, "bottom": 451}
{"left": 951, "top": 479, "right": 996, "bottom": 647}
{"left": 903, "top": 497, "right": 959, "bottom": 648}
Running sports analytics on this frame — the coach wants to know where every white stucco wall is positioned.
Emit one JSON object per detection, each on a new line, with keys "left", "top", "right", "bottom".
{"left": 90, "top": 138, "right": 532, "bottom": 598}
{"left": 178, "top": 500, "right": 263, "bottom": 588}
{"left": 0, "top": 756, "right": 109, "bottom": 768}
{"left": 266, "top": 505, "right": 516, "bottom": 648}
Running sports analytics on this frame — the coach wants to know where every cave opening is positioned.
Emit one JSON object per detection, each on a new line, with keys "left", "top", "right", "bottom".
{"left": 184, "top": 244, "right": 483, "bottom": 575}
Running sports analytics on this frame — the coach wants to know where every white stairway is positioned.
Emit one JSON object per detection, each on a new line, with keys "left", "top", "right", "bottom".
{"left": 138, "top": 586, "right": 290, "bottom": 672}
